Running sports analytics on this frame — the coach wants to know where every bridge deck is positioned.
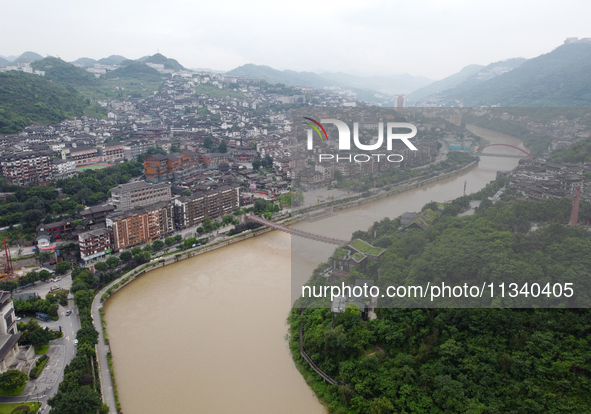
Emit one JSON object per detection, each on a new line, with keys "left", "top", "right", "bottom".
{"left": 247, "top": 215, "right": 349, "bottom": 245}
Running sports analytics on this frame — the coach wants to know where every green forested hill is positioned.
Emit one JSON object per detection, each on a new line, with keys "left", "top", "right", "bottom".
{"left": 0, "top": 71, "right": 89, "bottom": 133}
{"left": 31, "top": 56, "right": 100, "bottom": 87}
{"left": 143, "top": 53, "right": 184, "bottom": 70}
{"left": 549, "top": 135, "right": 591, "bottom": 163}
{"left": 105, "top": 61, "right": 163, "bottom": 82}
{"left": 292, "top": 191, "right": 591, "bottom": 413}
{"left": 449, "top": 43, "right": 591, "bottom": 106}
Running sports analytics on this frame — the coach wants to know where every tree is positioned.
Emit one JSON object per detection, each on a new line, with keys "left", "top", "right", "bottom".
{"left": 30, "top": 327, "right": 53, "bottom": 348}
{"left": 48, "top": 386, "right": 102, "bottom": 414}
{"left": 181, "top": 189, "right": 192, "bottom": 196}
{"left": 74, "top": 290, "right": 93, "bottom": 310}
{"left": 94, "top": 262, "right": 108, "bottom": 272}
{"left": 119, "top": 251, "right": 133, "bottom": 262}
{"left": 152, "top": 240, "right": 164, "bottom": 251}
{"left": 164, "top": 237, "right": 175, "bottom": 246}
{"left": 106, "top": 256, "right": 120, "bottom": 269}
{"left": 203, "top": 137, "right": 213, "bottom": 149}
{"left": 202, "top": 216, "right": 214, "bottom": 232}
{"left": 174, "top": 235, "right": 183, "bottom": 243}
{"left": 170, "top": 145, "right": 181, "bottom": 153}
{"left": 252, "top": 160, "right": 261, "bottom": 171}
{"left": 218, "top": 141, "right": 227, "bottom": 153}
{"left": 38, "top": 269, "right": 52, "bottom": 281}
{"left": 0, "top": 369, "right": 28, "bottom": 393}
{"left": 55, "top": 261, "right": 71, "bottom": 275}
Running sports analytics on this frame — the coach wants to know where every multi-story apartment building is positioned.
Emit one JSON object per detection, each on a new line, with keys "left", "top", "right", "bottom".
{"left": 110, "top": 181, "right": 172, "bottom": 211}
{"left": 144, "top": 152, "right": 196, "bottom": 183}
{"left": 123, "top": 140, "right": 154, "bottom": 161}
{"left": 78, "top": 228, "right": 112, "bottom": 262}
{"left": 61, "top": 146, "right": 99, "bottom": 166}
{"left": 51, "top": 159, "right": 77, "bottom": 179}
{"left": 174, "top": 185, "right": 240, "bottom": 228}
{"left": 0, "top": 151, "right": 53, "bottom": 185}
{"left": 106, "top": 201, "right": 175, "bottom": 250}
{"left": 98, "top": 142, "right": 125, "bottom": 163}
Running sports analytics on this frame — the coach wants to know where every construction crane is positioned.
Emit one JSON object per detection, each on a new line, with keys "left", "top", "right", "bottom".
{"left": 0, "top": 238, "right": 13, "bottom": 279}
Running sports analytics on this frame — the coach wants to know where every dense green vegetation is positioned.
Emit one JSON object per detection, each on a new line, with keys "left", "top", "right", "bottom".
{"left": 14, "top": 297, "right": 58, "bottom": 319}
{"left": 549, "top": 135, "right": 591, "bottom": 163}
{"left": 0, "top": 161, "right": 142, "bottom": 241}
{"left": 0, "top": 72, "right": 88, "bottom": 133}
{"left": 291, "top": 184, "right": 591, "bottom": 413}
{"left": 0, "top": 370, "right": 28, "bottom": 395}
{"left": 31, "top": 57, "right": 99, "bottom": 87}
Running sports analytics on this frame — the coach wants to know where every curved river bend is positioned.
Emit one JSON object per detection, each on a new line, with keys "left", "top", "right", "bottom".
{"left": 105, "top": 126, "right": 525, "bottom": 413}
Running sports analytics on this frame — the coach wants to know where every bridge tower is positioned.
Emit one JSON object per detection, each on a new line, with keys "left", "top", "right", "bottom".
{"left": 568, "top": 186, "right": 581, "bottom": 226}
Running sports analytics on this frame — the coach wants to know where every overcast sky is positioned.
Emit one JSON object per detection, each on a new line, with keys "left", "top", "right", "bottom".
{"left": 2, "top": 0, "right": 590, "bottom": 80}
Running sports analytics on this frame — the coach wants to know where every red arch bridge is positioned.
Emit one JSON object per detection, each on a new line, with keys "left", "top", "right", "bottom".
{"left": 247, "top": 215, "right": 349, "bottom": 245}
{"left": 470, "top": 144, "right": 533, "bottom": 157}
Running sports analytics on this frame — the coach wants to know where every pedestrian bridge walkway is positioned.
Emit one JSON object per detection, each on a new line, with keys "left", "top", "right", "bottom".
{"left": 246, "top": 215, "right": 349, "bottom": 245}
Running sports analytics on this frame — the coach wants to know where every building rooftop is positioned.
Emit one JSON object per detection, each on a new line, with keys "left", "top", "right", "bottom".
{"left": 348, "top": 239, "right": 385, "bottom": 257}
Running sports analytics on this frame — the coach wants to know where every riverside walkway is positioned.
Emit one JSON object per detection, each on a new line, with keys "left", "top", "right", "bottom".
{"left": 247, "top": 215, "right": 349, "bottom": 245}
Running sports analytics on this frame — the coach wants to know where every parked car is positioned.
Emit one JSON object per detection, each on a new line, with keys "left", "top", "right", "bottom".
{"left": 15, "top": 316, "right": 21, "bottom": 321}
{"left": 74, "top": 339, "right": 78, "bottom": 345}
{"left": 65, "top": 310, "right": 72, "bottom": 316}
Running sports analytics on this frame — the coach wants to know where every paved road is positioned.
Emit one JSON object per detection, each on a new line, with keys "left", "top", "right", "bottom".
{"left": 15, "top": 273, "right": 73, "bottom": 300}
{"left": 0, "top": 303, "right": 80, "bottom": 409}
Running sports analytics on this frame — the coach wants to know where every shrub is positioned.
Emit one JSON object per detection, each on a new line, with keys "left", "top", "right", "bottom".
{"left": 30, "top": 355, "right": 49, "bottom": 379}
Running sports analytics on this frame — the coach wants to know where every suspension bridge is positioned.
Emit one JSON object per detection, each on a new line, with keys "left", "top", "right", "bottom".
{"left": 247, "top": 215, "right": 349, "bottom": 245}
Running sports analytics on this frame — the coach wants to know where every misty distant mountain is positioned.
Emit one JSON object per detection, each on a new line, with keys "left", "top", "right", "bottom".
{"left": 98, "top": 55, "right": 128, "bottom": 65}
{"left": 13, "top": 51, "right": 44, "bottom": 64}
{"left": 32, "top": 57, "right": 99, "bottom": 87}
{"left": 231, "top": 64, "right": 389, "bottom": 103}
{"left": 0, "top": 55, "right": 18, "bottom": 62}
{"left": 407, "top": 64, "right": 484, "bottom": 103}
{"left": 227, "top": 64, "right": 431, "bottom": 94}
{"left": 226, "top": 64, "right": 427, "bottom": 104}
{"left": 71, "top": 57, "right": 98, "bottom": 67}
{"left": 318, "top": 72, "right": 432, "bottom": 95}
{"left": 445, "top": 42, "right": 591, "bottom": 106}
{"left": 227, "top": 64, "right": 334, "bottom": 88}
{"left": 0, "top": 56, "right": 9, "bottom": 66}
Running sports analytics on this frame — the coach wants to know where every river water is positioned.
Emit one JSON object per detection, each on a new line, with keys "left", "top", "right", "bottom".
{"left": 104, "top": 126, "right": 525, "bottom": 413}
